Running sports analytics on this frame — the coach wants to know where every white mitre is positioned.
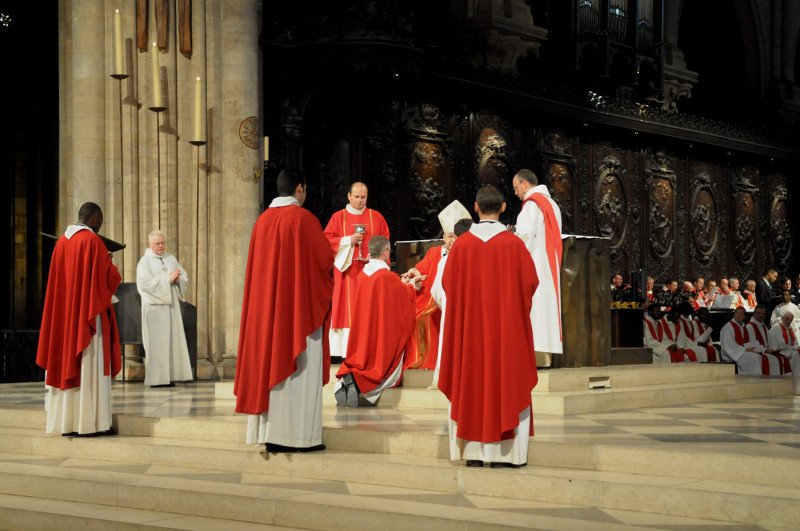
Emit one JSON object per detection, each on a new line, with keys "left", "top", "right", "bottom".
{"left": 438, "top": 200, "right": 471, "bottom": 234}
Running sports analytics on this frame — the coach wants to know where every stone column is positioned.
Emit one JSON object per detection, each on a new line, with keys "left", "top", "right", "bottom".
{"left": 218, "top": 0, "right": 261, "bottom": 378}
{"left": 67, "top": 0, "right": 107, "bottom": 217}
{"left": 660, "top": 0, "right": 698, "bottom": 113}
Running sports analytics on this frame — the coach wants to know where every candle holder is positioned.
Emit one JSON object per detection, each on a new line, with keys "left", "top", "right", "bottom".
{"left": 149, "top": 106, "right": 166, "bottom": 228}
{"left": 190, "top": 140, "right": 206, "bottom": 303}
{"left": 110, "top": 72, "right": 129, "bottom": 381}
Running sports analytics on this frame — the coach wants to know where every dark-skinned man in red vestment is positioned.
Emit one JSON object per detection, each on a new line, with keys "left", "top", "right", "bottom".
{"left": 402, "top": 200, "right": 471, "bottom": 370}
{"left": 323, "top": 182, "right": 390, "bottom": 360}
{"left": 335, "top": 236, "right": 423, "bottom": 407}
{"left": 36, "top": 202, "right": 121, "bottom": 437}
{"left": 439, "top": 184, "right": 539, "bottom": 468}
{"left": 234, "top": 169, "right": 334, "bottom": 452}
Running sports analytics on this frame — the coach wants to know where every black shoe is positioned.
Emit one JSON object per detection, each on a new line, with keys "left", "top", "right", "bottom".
{"left": 299, "top": 444, "right": 326, "bottom": 453}
{"left": 266, "top": 443, "right": 326, "bottom": 453}
{"left": 334, "top": 385, "right": 347, "bottom": 407}
{"left": 489, "top": 462, "right": 526, "bottom": 469}
{"left": 98, "top": 428, "right": 117, "bottom": 437}
{"left": 466, "top": 460, "right": 484, "bottom": 467}
{"left": 62, "top": 432, "right": 78, "bottom": 437}
{"left": 342, "top": 374, "right": 360, "bottom": 408}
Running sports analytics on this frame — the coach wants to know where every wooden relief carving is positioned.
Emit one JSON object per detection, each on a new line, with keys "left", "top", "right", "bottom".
{"left": 733, "top": 167, "right": 759, "bottom": 266}
{"left": 593, "top": 155, "right": 627, "bottom": 250}
{"left": 476, "top": 127, "right": 510, "bottom": 187}
{"left": 541, "top": 132, "right": 574, "bottom": 233}
{"left": 689, "top": 171, "right": 718, "bottom": 263}
{"left": 409, "top": 141, "right": 446, "bottom": 238}
{"left": 645, "top": 150, "right": 675, "bottom": 260}
{"left": 770, "top": 184, "right": 792, "bottom": 269}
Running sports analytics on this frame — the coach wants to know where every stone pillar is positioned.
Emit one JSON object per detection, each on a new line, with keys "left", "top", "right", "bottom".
{"left": 660, "top": 0, "right": 698, "bottom": 113}
{"left": 67, "top": 0, "right": 107, "bottom": 217}
{"left": 218, "top": 0, "right": 261, "bottom": 378}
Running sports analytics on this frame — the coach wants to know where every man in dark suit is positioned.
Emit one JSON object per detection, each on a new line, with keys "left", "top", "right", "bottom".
{"left": 757, "top": 269, "right": 779, "bottom": 321}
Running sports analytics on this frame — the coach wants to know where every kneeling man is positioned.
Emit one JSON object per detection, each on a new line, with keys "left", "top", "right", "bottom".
{"left": 336, "top": 236, "right": 420, "bottom": 407}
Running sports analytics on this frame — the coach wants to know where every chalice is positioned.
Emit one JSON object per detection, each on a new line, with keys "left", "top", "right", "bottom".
{"left": 354, "top": 224, "right": 368, "bottom": 262}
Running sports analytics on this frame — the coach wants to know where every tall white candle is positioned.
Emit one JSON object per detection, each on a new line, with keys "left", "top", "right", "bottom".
{"left": 151, "top": 42, "right": 162, "bottom": 108}
{"left": 114, "top": 9, "right": 123, "bottom": 75}
{"left": 194, "top": 77, "right": 202, "bottom": 141}
{"left": 264, "top": 136, "right": 269, "bottom": 161}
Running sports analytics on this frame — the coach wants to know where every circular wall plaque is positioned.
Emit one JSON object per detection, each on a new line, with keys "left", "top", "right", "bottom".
{"left": 239, "top": 116, "right": 259, "bottom": 149}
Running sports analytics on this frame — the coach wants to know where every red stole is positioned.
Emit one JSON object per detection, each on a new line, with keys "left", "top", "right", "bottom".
{"left": 644, "top": 317, "right": 662, "bottom": 342}
{"left": 730, "top": 320, "right": 749, "bottom": 346}
{"left": 730, "top": 320, "right": 769, "bottom": 374}
{"left": 781, "top": 324, "right": 796, "bottom": 347}
{"left": 680, "top": 318, "right": 695, "bottom": 340}
{"left": 748, "top": 321, "right": 766, "bottom": 346}
{"left": 524, "top": 193, "right": 563, "bottom": 340}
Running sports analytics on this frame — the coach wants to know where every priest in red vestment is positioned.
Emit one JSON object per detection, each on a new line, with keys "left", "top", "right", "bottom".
{"left": 439, "top": 185, "right": 539, "bottom": 468}
{"left": 234, "top": 169, "right": 334, "bottom": 452}
{"left": 323, "top": 182, "right": 390, "bottom": 359}
{"left": 512, "top": 169, "right": 563, "bottom": 356}
{"left": 403, "top": 200, "right": 471, "bottom": 370}
{"left": 335, "top": 236, "right": 422, "bottom": 407}
{"left": 36, "top": 202, "right": 121, "bottom": 437}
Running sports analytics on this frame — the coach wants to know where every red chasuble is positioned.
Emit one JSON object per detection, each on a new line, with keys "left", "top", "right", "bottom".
{"left": 323, "top": 208, "right": 390, "bottom": 329}
{"left": 234, "top": 204, "right": 334, "bottom": 415}
{"left": 336, "top": 268, "right": 416, "bottom": 394}
{"left": 36, "top": 229, "right": 122, "bottom": 389}
{"left": 405, "top": 245, "right": 444, "bottom": 370}
{"left": 439, "top": 230, "right": 539, "bottom": 443}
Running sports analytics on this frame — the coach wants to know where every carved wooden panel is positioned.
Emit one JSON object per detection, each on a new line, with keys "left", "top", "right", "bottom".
{"left": 770, "top": 181, "right": 792, "bottom": 271}
{"left": 593, "top": 153, "right": 627, "bottom": 253}
{"left": 540, "top": 131, "right": 575, "bottom": 234}
{"left": 732, "top": 166, "right": 759, "bottom": 281}
{"left": 645, "top": 150, "right": 676, "bottom": 269}
{"left": 689, "top": 169, "right": 719, "bottom": 265}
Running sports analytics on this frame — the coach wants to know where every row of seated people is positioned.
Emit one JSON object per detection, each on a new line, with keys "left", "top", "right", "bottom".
{"left": 643, "top": 302, "right": 799, "bottom": 375}
{"left": 613, "top": 271, "right": 800, "bottom": 314}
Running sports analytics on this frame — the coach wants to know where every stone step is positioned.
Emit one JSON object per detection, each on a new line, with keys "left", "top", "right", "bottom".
{"left": 531, "top": 375, "right": 793, "bottom": 414}
{"left": 0, "top": 492, "right": 287, "bottom": 530}
{"left": 219, "top": 369, "right": 789, "bottom": 415}
{"left": 0, "top": 440, "right": 797, "bottom": 529}
{"left": 535, "top": 363, "right": 734, "bottom": 393}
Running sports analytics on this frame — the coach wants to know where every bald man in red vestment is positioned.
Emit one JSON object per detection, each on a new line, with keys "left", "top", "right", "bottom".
{"left": 234, "top": 169, "right": 334, "bottom": 452}
{"left": 324, "top": 182, "right": 390, "bottom": 360}
{"left": 439, "top": 185, "right": 538, "bottom": 468}
{"left": 36, "top": 202, "right": 121, "bottom": 437}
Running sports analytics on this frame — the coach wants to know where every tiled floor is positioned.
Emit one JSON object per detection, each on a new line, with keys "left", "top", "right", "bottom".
{"left": 4, "top": 380, "right": 800, "bottom": 456}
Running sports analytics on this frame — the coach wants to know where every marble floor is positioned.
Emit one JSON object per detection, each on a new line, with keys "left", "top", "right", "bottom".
{"left": 1, "top": 379, "right": 799, "bottom": 530}
{"left": 3, "top": 380, "right": 799, "bottom": 457}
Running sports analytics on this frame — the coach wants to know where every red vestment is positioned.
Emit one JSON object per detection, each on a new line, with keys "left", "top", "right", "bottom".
{"left": 405, "top": 245, "right": 444, "bottom": 369}
{"left": 234, "top": 204, "right": 334, "bottom": 415}
{"left": 439, "top": 229, "right": 538, "bottom": 443}
{"left": 36, "top": 229, "right": 122, "bottom": 389}
{"left": 337, "top": 267, "right": 416, "bottom": 394}
{"left": 323, "top": 208, "right": 390, "bottom": 329}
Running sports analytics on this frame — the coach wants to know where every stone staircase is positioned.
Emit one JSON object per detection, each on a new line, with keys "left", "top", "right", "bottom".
{"left": 0, "top": 365, "right": 797, "bottom": 529}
